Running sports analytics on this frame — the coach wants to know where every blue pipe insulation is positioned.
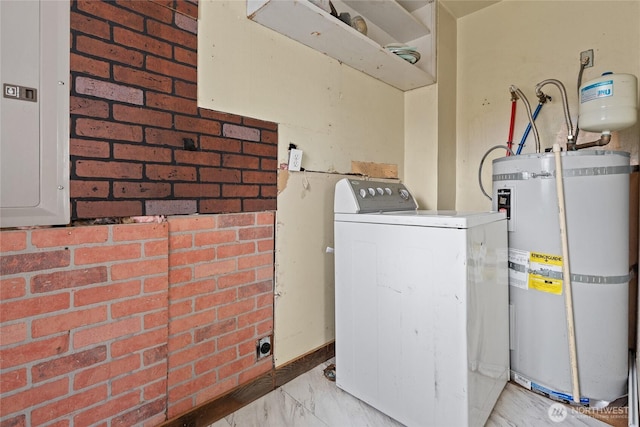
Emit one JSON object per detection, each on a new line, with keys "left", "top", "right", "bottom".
{"left": 516, "top": 102, "right": 544, "bottom": 155}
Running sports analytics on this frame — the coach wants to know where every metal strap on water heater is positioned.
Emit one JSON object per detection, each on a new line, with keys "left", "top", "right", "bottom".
{"left": 571, "top": 272, "right": 631, "bottom": 285}
{"left": 513, "top": 264, "right": 631, "bottom": 285}
{"left": 493, "top": 165, "right": 633, "bottom": 181}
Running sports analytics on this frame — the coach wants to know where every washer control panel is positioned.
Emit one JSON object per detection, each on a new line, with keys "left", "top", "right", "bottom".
{"left": 334, "top": 178, "right": 418, "bottom": 213}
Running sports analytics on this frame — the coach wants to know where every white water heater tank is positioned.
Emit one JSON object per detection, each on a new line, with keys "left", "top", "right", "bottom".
{"left": 579, "top": 72, "right": 638, "bottom": 132}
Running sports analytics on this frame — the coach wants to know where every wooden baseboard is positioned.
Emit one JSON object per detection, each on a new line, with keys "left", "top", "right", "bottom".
{"left": 275, "top": 341, "right": 335, "bottom": 388}
{"left": 160, "top": 341, "right": 335, "bottom": 427}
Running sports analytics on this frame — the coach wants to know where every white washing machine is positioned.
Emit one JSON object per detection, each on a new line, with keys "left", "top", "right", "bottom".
{"left": 334, "top": 178, "right": 509, "bottom": 427}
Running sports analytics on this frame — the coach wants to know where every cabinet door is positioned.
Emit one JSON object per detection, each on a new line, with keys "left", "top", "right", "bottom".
{"left": 0, "top": 0, "right": 69, "bottom": 227}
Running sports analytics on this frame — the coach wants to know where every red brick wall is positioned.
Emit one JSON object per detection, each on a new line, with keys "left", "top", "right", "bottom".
{"left": 0, "top": 212, "right": 275, "bottom": 426}
{"left": 70, "top": 0, "right": 277, "bottom": 220}
{"left": 166, "top": 213, "right": 274, "bottom": 418}
{"left": 0, "top": 223, "right": 170, "bottom": 426}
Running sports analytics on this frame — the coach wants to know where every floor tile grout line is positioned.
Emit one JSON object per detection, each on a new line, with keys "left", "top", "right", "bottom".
{"left": 289, "top": 389, "right": 331, "bottom": 427}
{"left": 280, "top": 368, "right": 331, "bottom": 427}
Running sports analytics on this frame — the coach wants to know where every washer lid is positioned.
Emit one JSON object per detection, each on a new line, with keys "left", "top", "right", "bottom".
{"left": 335, "top": 210, "right": 506, "bottom": 228}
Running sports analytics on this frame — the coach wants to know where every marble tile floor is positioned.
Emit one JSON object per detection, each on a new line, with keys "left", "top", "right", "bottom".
{"left": 209, "top": 358, "right": 609, "bottom": 427}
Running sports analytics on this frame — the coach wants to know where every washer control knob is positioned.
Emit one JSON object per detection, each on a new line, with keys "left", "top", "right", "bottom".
{"left": 399, "top": 189, "right": 410, "bottom": 200}
{"left": 384, "top": 188, "right": 392, "bottom": 195}
{"left": 376, "top": 187, "right": 384, "bottom": 195}
{"left": 368, "top": 188, "right": 376, "bottom": 196}
{"left": 359, "top": 188, "right": 367, "bottom": 198}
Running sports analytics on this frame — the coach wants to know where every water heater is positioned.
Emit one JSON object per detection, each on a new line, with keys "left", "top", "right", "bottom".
{"left": 579, "top": 72, "right": 638, "bottom": 133}
{"left": 492, "top": 150, "right": 631, "bottom": 406}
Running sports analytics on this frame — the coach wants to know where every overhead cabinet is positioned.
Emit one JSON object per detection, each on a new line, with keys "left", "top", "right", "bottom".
{"left": 247, "top": 0, "right": 436, "bottom": 91}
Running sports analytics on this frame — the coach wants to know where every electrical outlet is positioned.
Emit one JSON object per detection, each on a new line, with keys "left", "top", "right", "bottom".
{"left": 288, "top": 149, "right": 303, "bottom": 171}
{"left": 257, "top": 336, "right": 272, "bottom": 359}
{"left": 580, "top": 49, "right": 594, "bottom": 68}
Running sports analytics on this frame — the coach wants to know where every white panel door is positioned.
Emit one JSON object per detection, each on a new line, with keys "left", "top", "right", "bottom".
{"left": 0, "top": 0, "right": 69, "bottom": 227}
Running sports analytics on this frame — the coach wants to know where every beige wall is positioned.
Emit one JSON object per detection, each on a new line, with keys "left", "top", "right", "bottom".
{"left": 404, "top": 3, "right": 446, "bottom": 210}
{"left": 405, "top": 85, "right": 439, "bottom": 209}
{"left": 198, "top": 0, "right": 405, "bottom": 173}
{"left": 198, "top": 0, "right": 409, "bottom": 366}
{"left": 404, "top": 3, "right": 457, "bottom": 211}
{"left": 274, "top": 171, "right": 344, "bottom": 365}
{"left": 436, "top": 4, "right": 457, "bottom": 209}
{"left": 456, "top": 0, "right": 640, "bottom": 212}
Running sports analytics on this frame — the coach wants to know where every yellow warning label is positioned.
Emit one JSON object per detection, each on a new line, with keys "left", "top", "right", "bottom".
{"left": 528, "top": 252, "right": 563, "bottom": 295}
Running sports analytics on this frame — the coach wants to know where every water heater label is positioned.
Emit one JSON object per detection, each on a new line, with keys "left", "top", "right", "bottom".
{"left": 496, "top": 188, "right": 511, "bottom": 219}
{"left": 508, "top": 248, "right": 529, "bottom": 290}
{"left": 511, "top": 371, "right": 531, "bottom": 389}
{"left": 580, "top": 79, "right": 613, "bottom": 103}
{"left": 497, "top": 188, "right": 515, "bottom": 232}
{"left": 512, "top": 371, "right": 590, "bottom": 405}
{"left": 528, "top": 252, "right": 563, "bottom": 295}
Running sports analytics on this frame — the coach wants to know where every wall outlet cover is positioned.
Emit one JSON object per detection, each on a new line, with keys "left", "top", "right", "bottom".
{"left": 288, "top": 149, "right": 303, "bottom": 171}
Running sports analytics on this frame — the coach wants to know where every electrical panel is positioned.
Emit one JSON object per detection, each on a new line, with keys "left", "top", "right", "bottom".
{"left": 0, "top": 1, "right": 70, "bottom": 227}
